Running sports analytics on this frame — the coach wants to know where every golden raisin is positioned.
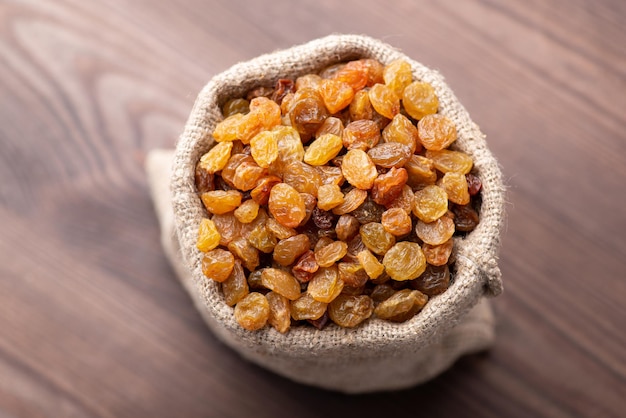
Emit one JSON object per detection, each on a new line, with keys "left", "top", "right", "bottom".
{"left": 371, "top": 167, "right": 408, "bottom": 206}
{"left": 211, "top": 213, "right": 242, "bottom": 246}
{"left": 337, "top": 262, "right": 369, "bottom": 287}
{"left": 367, "top": 142, "right": 412, "bottom": 168}
{"left": 440, "top": 172, "right": 470, "bottom": 205}
{"left": 349, "top": 90, "right": 374, "bottom": 121}
{"left": 200, "top": 190, "right": 242, "bottom": 215}
{"left": 247, "top": 224, "right": 277, "bottom": 253}
{"left": 250, "top": 175, "right": 281, "bottom": 205}
{"left": 331, "top": 60, "right": 369, "bottom": 91}
{"left": 290, "top": 293, "right": 327, "bottom": 321}
{"left": 402, "top": 81, "right": 439, "bottom": 120}
{"left": 386, "top": 185, "right": 415, "bottom": 214}
{"left": 308, "top": 266, "right": 344, "bottom": 303}
{"left": 415, "top": 214, "right": 456, "bottom": 245}
{"left": 317, "top": 184, "right": 344, "bottom": 211}
{"left": 222, "top": 98, "right": 250, "bottom": 117}
{"left": 198, "top": 142, "right": 233, "bottom": 174}
{"left": 422, "top": 239, "right": 453, "bottom": 266}
{"left": 356, "top": 248, "right": 385, "bottom": 279}
{"left": 360, "top": 222, "right": 395, "bottom": 255}
{"left": 335, "top": 214, "right": 360, "bottom": 241}
{"left": 381, "top": 207, "right": 412, "bottom": 236}
{"left": 418, "top": 114, "right": 457, "bottom": 151}
{"left": 315, "top": 241, "right": 348, "bottom": 267}
{"left": 382, "top": 242, "right": 426, "bottom": 281}
{"left": 250, "top": 130, "right": 278, "bottom": 168}
{"left": 341, "top": 149, "right": 378, "bottom": 190}
{"left": 315, "top": 116, "right": 344, "bottom": 138}
{"left": 222, "top": 260, "right": 249, "bottom": 306}
{"left": 426, "top": 149, "right": 473, "bottom": 174}
{"left": 328, "top": 294, "right": 374, "bottom": 327}
{"left": 234, "top": 292, "right": 269, "bottom": 331}
{"left": 261, "top": 268, "right": 301, "bottom": 300}
{"left": 273, "top": 234, "right": 310, "bottom": 266}
{"left": 318, "top": 165, "right": 344, "bottom": 186}
{"left": 383, "top": 59, "right": 413, "bottom": 97}
{"left": 221, "top": 154, "right": 253, "bottom": 188}
{"left": 342, "top": 120, "right": 381, "bottom": 151}
{"left": 196, "top": 218, "right": 221, "bottom": 252}
{"left": 266, "top": 291, "right": 290, "bottom": 333}
{"left": 319, "top": 79, "right": 354, "bottom": 114}
{"left": 234, "top": 199, "right": 260, "bottom": 224}
{"left": 227, "top": 237, "right": 259, "bottom": 271}
{"left": 413, "top": 185, "right": 449, "bottom": 223}
{"left": 368, "top": 84, "right": 400, "bottom": 119}
{"left": 405, "top": 155, "right": 438, "bottom": 187}
{"left": 374, "top": 289, "right": 427, "bottom": 321}
{"left": 266, "top": 217, "right": 296, "bottom": 239}
{"left": 304, "top": 134, "right": 343, "bottom": 166}
{"left": 382, "top": 114, "right": 421, "bottom": 153}
{"left": 295, "top": 74, "right": 322, "bottom": 91}
{"left": 201, "top": 248, "right": 235, "bottom": 282}
{"left": 268, "top": 183, "right": 306, "bottom": 228}
{"left": 232, "top": 161, "right": 267, "bottom": 191}
{"left": 331, "top": 188, "right": 368, "bottom": 215}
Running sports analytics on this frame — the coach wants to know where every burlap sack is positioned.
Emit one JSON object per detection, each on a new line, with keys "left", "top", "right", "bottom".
{"left": 155, "top": 34, "right": 505, "bottom": 393}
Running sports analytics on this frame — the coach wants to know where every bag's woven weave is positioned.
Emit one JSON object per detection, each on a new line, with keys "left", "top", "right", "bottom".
{"left": 165, "top": 34, "right": 505, "bottom": 393}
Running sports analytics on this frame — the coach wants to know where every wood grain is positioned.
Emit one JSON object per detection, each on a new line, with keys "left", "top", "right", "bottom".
{"left": 1, "top": 0, "right": 625, "bottom": 417}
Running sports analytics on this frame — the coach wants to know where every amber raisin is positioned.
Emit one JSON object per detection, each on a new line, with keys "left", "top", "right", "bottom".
{"left": 383, "top": 59, "right": 413, "bottom": 97}
{"left": 318, "top": 165, "right": 344, "bottom": 186}
{"left": 246, "top": 86, "right": 274, "bottom": 101}
{"left": 413, "top": 185, "right": 448, "bottom": 223}
{"left": 232, "top": 161, "right": 267, "bottom": 192}
{"left": 410, "top": 264, "right": 450, "bottom": 296}
{"left": 331, "top": 188, "right": 368, "bottom": 215}
{"left": 272, "top": 234, "right": 310, "bottom": 266}
{"left": 295, "top": 74, "right": 322, "bottom": 91}
{"left": 425, "top": 149, "right": 473, "bottom": 174}
{"left": 402, "top": 81, "right": 439, "bottom": 120}
{"left": 331, "top": 60, "right": 368, "bottom": 91}
{"left": 371, "top": 167, "right": 408, "bottom": 206}
{"left": 250, "top": 175, "right": 281, "bottom": 205}
{"left": 315, "top": 241, "right": 348, "bottom": 268}
{"left": 211, "top": 213, "right": 242, "bottom": 246}
{"left": 290, "top": 293, "right": 327, "bottom": 321}
{"left": 370, "top": 283, "right": 396, "bottom": 303}
{"left": 195, "top": 163, "right": 214, "bottom": 194}
{"left": 452, "top": 204, "right": 480, "bottom": 232}
{"left": 328, "top": 294, "right": 374, "bottom": 328}
{"left": 422, "top": 239, "right": 453, "bottom": 266}
{"left": 289, "top": 95, "right": 329, "bottom": 142}
{"left": 319, "top": 79, "right": 354, "bottom": 114}
{"left": 201, "top": 248, "right": 235, "bottom": 282}
{"left": 440, "top": 172, "right": 470, "bottom": 205}
{"left": 268, "top": 183, "right": 306, "bottom": 228}
{"left": 221, "top": 154, "right": 254, "bottom": 188}
{"left": 368, "top": 84, "right": 400, "bottom": 119}
{"left": 304, "top": 134, "right": 343, "bottom": 166}
{"left": 266, "top": 217, "right": 297, "bottom": 240}
{"left": 222, "top": 260, "right": 249, "bottom": 306}
{"left": 418, "top": 114, "right": 457, "bottom": 151}
{"left": 381, "top": 208, "right": 412, "bottom": 236}
{"left": 308, "top": 266, "right": 344, "bottom": 303}
{"left": 335, "top": 214, "right": 360, "bottom": 241}
{"left": 386, "top": 290, "right": 428, "bottom": 322}
{"left": 382, "top": 114, "right": 420, "bottom": 153}
{"left": 271, "top": 79, "right": 295, "bottom": 105}
{"left": 261, "top": 268, "right": 301, "bottom": 300}
{"left": 196, "top": 218, "right": 221, "bottom": 252}
{"left": 415, "top": 215, "right": 456, "bottom": 245}
{"left": 341, "top": 149, "right": 378, "bottom": 190}
{"left": 360, "top": 58, "right": 385, "bottom": 86}
{"left": 234, "top": 293, "right": 269, "bottom": 331}
{"left": 351, "top": 197, "right": 384, "bottom": 224}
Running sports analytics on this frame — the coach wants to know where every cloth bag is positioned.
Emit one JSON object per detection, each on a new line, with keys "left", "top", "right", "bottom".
{"left": 147, "top": 34, "right": 505, "bottom": 394}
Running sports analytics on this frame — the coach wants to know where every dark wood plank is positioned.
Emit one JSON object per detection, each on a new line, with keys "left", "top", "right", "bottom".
{"left": 1, "top": 0, "right": 625, "bottom": 417}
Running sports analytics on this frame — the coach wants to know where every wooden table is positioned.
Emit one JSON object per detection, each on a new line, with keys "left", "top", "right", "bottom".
{"left": 1, "top": 1, "right": 624, "bottom": 416}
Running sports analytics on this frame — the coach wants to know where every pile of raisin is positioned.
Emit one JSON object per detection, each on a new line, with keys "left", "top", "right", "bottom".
{"left": 195, "top": 58, "right": 482, "bottom": 333}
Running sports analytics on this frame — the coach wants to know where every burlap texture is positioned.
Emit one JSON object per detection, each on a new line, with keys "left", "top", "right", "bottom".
{"left": 165, "top": 34, "right": 505, "bottom": 393}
